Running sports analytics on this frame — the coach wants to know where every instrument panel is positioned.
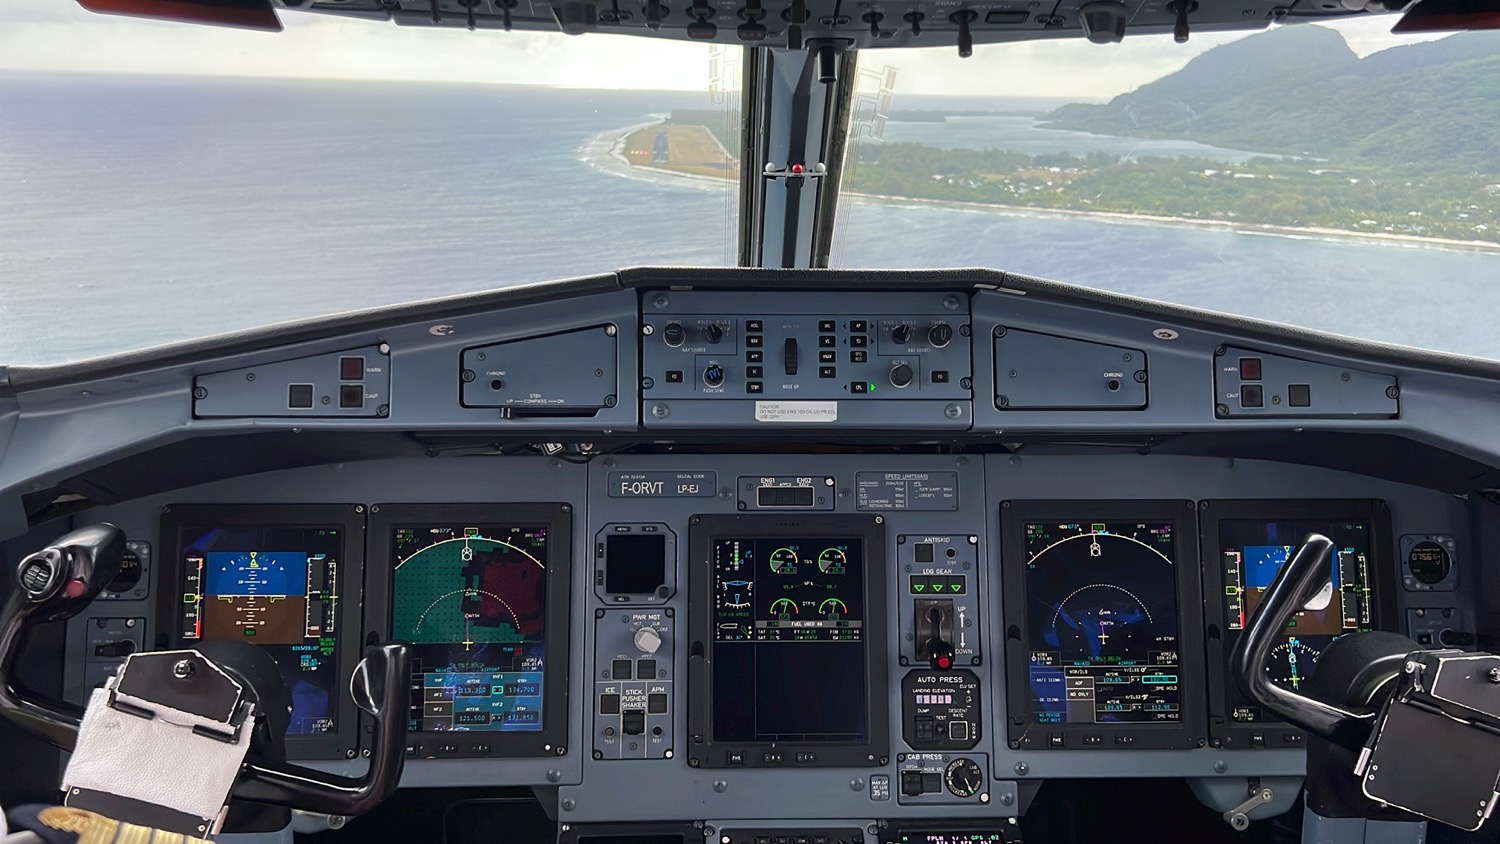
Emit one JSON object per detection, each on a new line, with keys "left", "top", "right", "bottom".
{"left": 51, "top": 450, "right": 1469, "bottom": 827}
{"left": 1, "top": 271, "right": 1483, "bottom": 830}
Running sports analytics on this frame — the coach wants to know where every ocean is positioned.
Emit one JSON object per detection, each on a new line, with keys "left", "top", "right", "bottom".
{"left": 2, "top": 72, "right": 1498, "bottom": 366}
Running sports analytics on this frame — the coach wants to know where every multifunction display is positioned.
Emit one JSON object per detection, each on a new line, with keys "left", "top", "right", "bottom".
{"left": 710, "top": 537, "right": 866, "bottom": 743}
{"left": 688, "top": 513, "right": 888, "bottom": 768}
{"left": 1219, "top": 518, "right": 1375, "bottom": 722}
{"left": 1022, "top": 520, "right": 1181, "bottom": 725}
{"left": 391, "top": 524, "right": 550, "bottom": 733}
{"left": 178, "top": 525, "right": 342, "bottom": 735}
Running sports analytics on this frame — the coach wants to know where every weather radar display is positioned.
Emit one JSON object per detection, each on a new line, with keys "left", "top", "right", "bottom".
{"left": 1023, "top": 520, "right": 1181, "bottom": 725}
{"left": 391, "top": 524, "right": 549, "bottom": 733}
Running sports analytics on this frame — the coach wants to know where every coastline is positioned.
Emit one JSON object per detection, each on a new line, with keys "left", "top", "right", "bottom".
{"left": 591, "top": 120, "right": 1500, "bottom": 256}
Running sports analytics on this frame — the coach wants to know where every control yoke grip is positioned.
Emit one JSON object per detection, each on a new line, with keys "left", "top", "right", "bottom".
{"left": 0, "top": 522, "right": 409, "bottom": 818}
{"left": 0, "top": 524, "right": 126, "bottom": 751}
{"left": 1228, "top": 533, "right": 1374, "bottom": 747}
{"left": 232, "top": 641, "right": 411, "bottom": 816}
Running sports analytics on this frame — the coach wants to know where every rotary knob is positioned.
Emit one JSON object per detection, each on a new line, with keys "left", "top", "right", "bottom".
{"left": 633, "top": 626, "right": 663, "bottom": 654}
{"left": 704, "top": 323, "right": 724, "bottom": 344}
{"left": 892, "top": 324, "right": 914, "bottom": 345}
{"left": 704, "top": 363, "right": 726, "bottom": 388}
{"left": 929, "top": 323, "right": 954, "bottom": 347}
{"left": 663, "top": 322, "right": 685, "bottom": 347}
{"left": 890, "top": 363, "right": 914, "bottom": 389}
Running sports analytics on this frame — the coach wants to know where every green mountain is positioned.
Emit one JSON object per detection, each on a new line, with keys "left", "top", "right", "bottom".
{"left": 1044, "top": 25, "right": 1500, "bottom": 169}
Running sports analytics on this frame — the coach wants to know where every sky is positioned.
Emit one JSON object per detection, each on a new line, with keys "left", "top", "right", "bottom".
{"left": 0, "top": 0, "right": 1447, "bottom": 97}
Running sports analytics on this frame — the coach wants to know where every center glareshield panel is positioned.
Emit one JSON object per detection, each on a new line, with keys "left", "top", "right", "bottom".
{"left": 639, "top": 291, "right": 972, "bottom": 430}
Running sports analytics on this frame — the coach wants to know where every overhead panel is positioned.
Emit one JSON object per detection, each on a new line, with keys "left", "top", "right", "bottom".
{"left": 993, "top": 328, "right": 1147, "bottom": 410}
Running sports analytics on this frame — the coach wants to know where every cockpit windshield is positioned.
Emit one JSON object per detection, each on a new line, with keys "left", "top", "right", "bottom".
{"left": 3, "top": 4, "right": 1500, "bottom": 364}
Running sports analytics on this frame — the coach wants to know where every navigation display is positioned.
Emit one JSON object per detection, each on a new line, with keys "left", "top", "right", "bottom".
{"left": 710, "top": 536, "right": 866, "bottom": 743}
{"left": 1219, "top": 517, "right": 1375, "bottom": 723}
{"left": 391, "top": 524, "right": 549, "bottom": 733}
{"left": 1021, "top": 519, "right": 1181, "bottom": 725}
{"left": 178, "top": 525, "right": 342, "bottom": 735}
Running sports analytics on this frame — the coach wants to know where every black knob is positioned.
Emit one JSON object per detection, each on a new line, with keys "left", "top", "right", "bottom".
{"left": 890, "top": 363, "right": 914, "bottom": 389}
{"left": 663, "top": 322, "right": 685, "bottom": 347}
{"left": 704, "top": 363, "right": 726, "bottom": 388}
{"left": 704, "top": 323, "right": 724, "bottom": 344}
{"left": 892, "top": 324, "right": 914, "bottom": 345}
{"left": 929, "top": 324, "right": 954, "bottom": 347}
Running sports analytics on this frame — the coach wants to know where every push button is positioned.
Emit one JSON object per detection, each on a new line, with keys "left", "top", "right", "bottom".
{"left": 288, "top": 384, "right": 314, "bottom": 409}
{"left": 339, "top": 384, "right": 364, "bottom": 409}
{"left": 622, "top": 710, "right": 646, "bottom": 735}
{"left": 637, "top": 658, "right": 657, "bottom": 678}
{"left": 1241, "top": 384, "right": 1263, "bottom": 408}
{"left": 666, "top": 370, "right": 684, "bottom": 383}
{"left": 599, "top": 694, "right": 621, "bottom": 715}
{"left": 1238, "top": 357, "right": 1262, "bottom": 380}
{"left": 1289, "top": 383, "right": 1312, "bottom": 407}
{"left": 648, "top": 693, "right": 668, "bottom": 714}
{"left": 612, "top": 659, "right": 633, "bottom": 679}
{"left": 850, "top": 381, "right": 868, "bottom": 394}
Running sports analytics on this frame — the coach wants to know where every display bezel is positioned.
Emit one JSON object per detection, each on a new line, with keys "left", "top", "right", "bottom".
{"left": 686, "top": 513, "right": 889, "bottom": 768}
{"left": 1199, "top": 498, "right": 1395, "bottom": 750}
{"left": 157, "top": 503, "right": 365, "bottom": 761}
{"left": 1000, "top": 499, "right": 1204, "bottom": 750}
{"left": 364, "top": 502, "right": 572, "bottom": 759}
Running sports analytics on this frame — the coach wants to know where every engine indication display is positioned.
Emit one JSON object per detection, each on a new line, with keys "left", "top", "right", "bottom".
{"left": 713, "top": 538, "right": 862, "bottom": 648}
{"left": 1021, "top": 519, "right": 1181, "bottom": 726}
{"left": 391, "top": 524, "right": 549, "bottom": 733}
{"left": 1220, "top": 518, "right": 1375, "bottom": 722}
{"left": 689, "top": 514, "right": 889, "bottom": 768}
{"left": 178, "top": 525, "right": 342, "bottom": 736}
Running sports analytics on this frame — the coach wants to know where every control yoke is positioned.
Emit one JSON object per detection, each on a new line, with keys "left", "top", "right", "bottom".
{"left": 0, "top": 524, "right": 411, "bottom": 819}
{"left": 1230, "top": 534, "right": 1378, "bottom": 747}
{"left": 1233, "top": 533, "right": 1500, "bottom": 831}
